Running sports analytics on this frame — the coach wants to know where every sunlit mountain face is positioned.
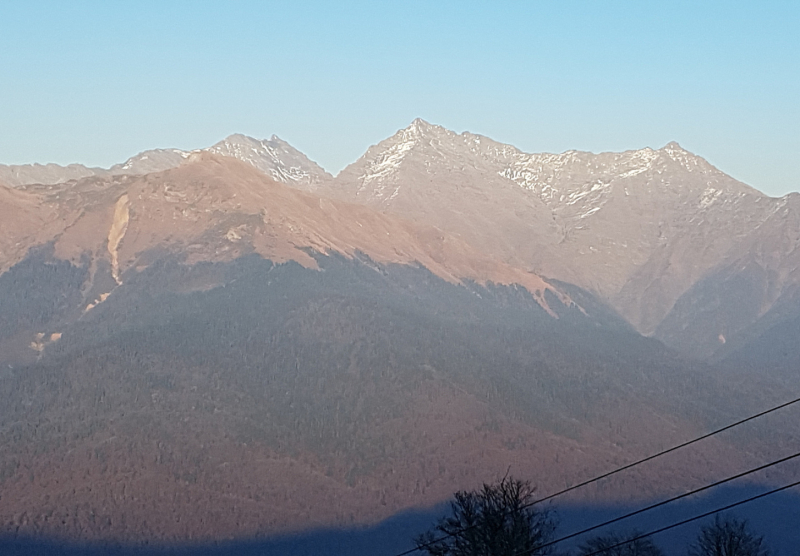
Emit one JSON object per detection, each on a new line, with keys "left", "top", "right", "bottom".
{"left": 0, "top": 123, "right": 798, "bottom": 547}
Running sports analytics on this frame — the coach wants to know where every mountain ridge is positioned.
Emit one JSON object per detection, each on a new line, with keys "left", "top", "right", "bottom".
{"left": 2, "top": 123, "right": 799, "bottom": 543}
{"left": 321, "top": 120, "right": 791, "bottom": 350}
{"left": 3, "top": 120, "right": 799, "bottom": 359}
{"left": 0, "top": 153, "right": 577, "bottom": 336}
{"left": 0, "top": 133, "right": 331, "bottom": 190}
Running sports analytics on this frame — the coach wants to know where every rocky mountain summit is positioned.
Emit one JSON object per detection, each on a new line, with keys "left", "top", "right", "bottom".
{"left": 325, "top": 119, "right": 799, "bottom": 358}
{"left": 206, "top": 134, "right": 332, "bottom": 188}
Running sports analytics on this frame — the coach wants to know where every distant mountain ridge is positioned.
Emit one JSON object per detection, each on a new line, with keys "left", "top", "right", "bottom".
{"left": 2, "top": 123, "right": 799, "bottom": 544}
{"left": 0, "top": 134, "right": 331, "bottom": 189}
{"left": 320, "top": 119, "right": 800, "bottom": 359}
{"left": 0, "top": 153, "right": 575, "bottom": 345}
{"left": 3, "top": 120, "right": 799, "bottom": 359}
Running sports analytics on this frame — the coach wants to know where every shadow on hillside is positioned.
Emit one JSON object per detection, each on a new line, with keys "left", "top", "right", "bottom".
{"left": 2, "top": 486, "right": 798, "bottom": 556}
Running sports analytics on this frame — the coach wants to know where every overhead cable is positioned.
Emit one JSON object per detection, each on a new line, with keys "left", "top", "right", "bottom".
{"left": 397, "top": 394, "right": 800, "bottom": 556}
{"left": 570, "top": 478, "right": 800, "bottom": 556}
{"left": 520, "top": 451, "right": 800, "bottom": 555}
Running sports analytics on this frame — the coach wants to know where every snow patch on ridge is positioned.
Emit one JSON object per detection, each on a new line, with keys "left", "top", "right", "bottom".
{"left": 617, "top": 148, "right": 659, "bottom": 177}
{"left": 354, "top": 122, "right": 436, "bottom": 200}
{"left": 501, "top": 147, "right": 662, "bottom": 200}
{"left": 661, "top": 142, "right": 703, "bottom": 171}
{"left": 699, "top": 186, "right": 723, "bottom": 208}
{"left": 208, "top": 135, "right": 315, "bottom": 184}
{"left": 358, "top": 133, "right": 416, "bottom": 188}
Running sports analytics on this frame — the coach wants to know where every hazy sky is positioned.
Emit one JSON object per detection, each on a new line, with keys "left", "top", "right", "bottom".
{"left": 1, "top": 1, "right": 798, "bottom": 196}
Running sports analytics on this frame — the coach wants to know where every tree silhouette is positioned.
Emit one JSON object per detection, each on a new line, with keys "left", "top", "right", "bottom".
{"left": 689, "top": 515, "right": 770, "bottom": 556}
{"left": 577, "top": 530, "right": 663, "bottom": 556}
{"left": 413, "top": 476, "right": 557, "bottom": 556}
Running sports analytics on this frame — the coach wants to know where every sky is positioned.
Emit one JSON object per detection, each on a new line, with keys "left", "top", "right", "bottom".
{"left": 1, "top": 1, "right": 798, "bottom": 196}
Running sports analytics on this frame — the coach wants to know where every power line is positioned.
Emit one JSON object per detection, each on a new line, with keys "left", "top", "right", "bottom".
{"left": 573, "top": 478, "right": 800, "bottom": 556}
{"left": 518, "top": 450, "right": 800, "bottom": 555}
{"left": 399, "top": 394, "right": 800, "bottom": 556}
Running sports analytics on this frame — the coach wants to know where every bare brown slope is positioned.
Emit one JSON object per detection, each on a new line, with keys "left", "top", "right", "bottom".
{"left": 13, "top": 153, "right": 568, "bottom": 313}
{"left": 330, "top": 120, "right": 563, "bottom": 274}
{"left": 0, "top": 184, "right": 60, "bottom": 273}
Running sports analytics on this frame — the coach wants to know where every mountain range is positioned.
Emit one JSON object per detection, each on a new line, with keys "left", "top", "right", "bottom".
{"left": 4, "top": 119, "right": 798, "bottom": 360}
{"left": 1, "top": 120, "right": 798, "bottom": 545}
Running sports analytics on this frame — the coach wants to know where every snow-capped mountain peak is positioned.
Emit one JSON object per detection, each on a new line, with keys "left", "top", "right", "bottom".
{"left": 110, "top": 148, "right": 195, "bottom": 176}
{"left": 408, "top": 117, "right": 435, "bottom": 133}
{"left": 206, "top": 134, "right": 332, "bottom": 188}
{"left": 346, "top": 120, "right": 526, "bottom": 195}
{"left": 343, "top": 120, "right": 737, "bottom": 212}
{"left": 495, "top": 141, "right": 742, "bottom": 209}
{"left": 354, "top": 124, "right": 430, "bottom": 191}
{"left": 656, "top": 141, "right": 708, "bottom": 172}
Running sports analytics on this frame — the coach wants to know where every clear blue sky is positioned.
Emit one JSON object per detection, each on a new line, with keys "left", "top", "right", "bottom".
{"left": 1, "top": 1, "right": 798, "bottom": 196}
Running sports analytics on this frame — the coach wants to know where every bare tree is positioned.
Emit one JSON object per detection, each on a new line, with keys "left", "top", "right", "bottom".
{"left": 689, "top": 515, "right": 770, "bottom": 556}
{"left": 413, "top": 476, "right": 557, "bottom": 556}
